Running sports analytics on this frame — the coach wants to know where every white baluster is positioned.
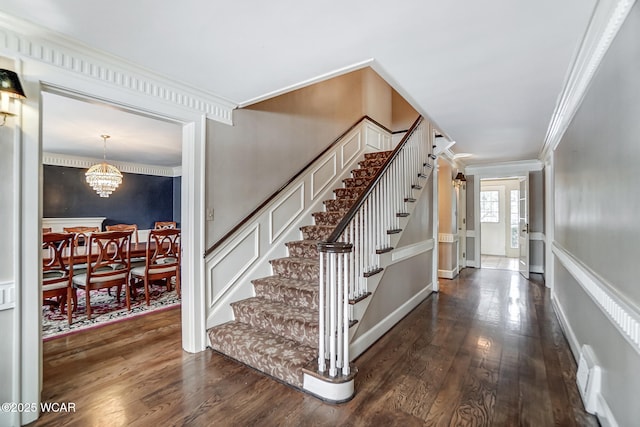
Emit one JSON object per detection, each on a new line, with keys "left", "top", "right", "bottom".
{"left": 318, "top": 252, "right": 326, "bottom": 373}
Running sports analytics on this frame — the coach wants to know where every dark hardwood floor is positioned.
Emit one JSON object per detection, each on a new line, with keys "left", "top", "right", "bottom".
{"left": 33, "top": 268, "right": 598, "bottom": 426}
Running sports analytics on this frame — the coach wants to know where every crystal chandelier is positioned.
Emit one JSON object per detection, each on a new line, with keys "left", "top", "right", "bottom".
{"left": 85, "top": 134, "right": 123, "bottom": 198}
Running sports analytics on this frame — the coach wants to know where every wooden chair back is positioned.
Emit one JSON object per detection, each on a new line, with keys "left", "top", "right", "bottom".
{"left": 42, "top": 232, "right": 75, "bottom": 324}
{"left": 84, "top": 231, "right": 133, "bottom": 283}
{"left": 42, "top": 227, "right": 52, "bottom": 234}
{"left": 154, "top": 221, "right": 177, "bottom": 230}
{"left": 73, "top": 230, "right": 133, "bottom": 319}
{"left": 63, "top": 226, "right": 100, "bottom": 250}
{"left": 130, "top": 228, "right": 181, "bottom": 304}
{"left": 106, "top": 224, "right": 139, "bottom": 245}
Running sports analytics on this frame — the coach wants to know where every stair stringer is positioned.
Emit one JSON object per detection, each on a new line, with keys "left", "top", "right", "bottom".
{"left": 347, "top": 172, "right": 434, "bottom": 345}
{"left": 205, "top": 119, "right": 392, "bottom": 331}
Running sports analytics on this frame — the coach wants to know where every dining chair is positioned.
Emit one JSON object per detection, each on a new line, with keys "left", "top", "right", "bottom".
{"left": 72, "top": 230, "right": 133, "bottom": 319}
{"left": 63, "top": 226, "right": 100, "bottom": 250}
{"left": 154, "top": 221, "right": 177, "bottom": 230}
{"left": 130, "top": 228, "right": 181, "bottom": 306}
{"left": 106, "top": 223, "right": 139, "bottom": 245}
{"left": 42, "top": 232, "right": 75, "bottom": 325}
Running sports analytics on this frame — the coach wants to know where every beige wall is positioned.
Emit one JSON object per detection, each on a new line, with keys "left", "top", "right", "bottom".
{"left": 437, "top": 160, "right": 457, "bottom": 272}
{"left": 391, "top": 89, "right": 419, "bottom": 131}
{"left": 362, "top": 68, "right": 392, "bottom": 130}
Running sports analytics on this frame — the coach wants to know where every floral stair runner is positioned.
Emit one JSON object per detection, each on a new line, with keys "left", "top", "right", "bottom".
{"left": 207, "top": 150, "right": 392, "bottom": 388}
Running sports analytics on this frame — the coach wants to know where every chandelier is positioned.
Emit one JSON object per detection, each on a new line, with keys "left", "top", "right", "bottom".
{"left": 85, "top": 134, "right": 123, "bottom": 198}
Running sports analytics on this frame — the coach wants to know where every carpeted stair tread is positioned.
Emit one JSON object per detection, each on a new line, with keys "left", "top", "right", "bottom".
{"left": 343, "top": 176, "right": 372, "bottom": 188}
{"left": 285, "top": 240, "right": 319, "bottom": 259}
{"left": 270, "top": 256, "right": 319, "bottom": 281}
{"left": 252, "top": 275, "right": 318, "bottom": 309}
{"left": 364, "top": 150, "right": 393, "bottom": 160}
{"left": 312, "top": 211, "right": 343, "bottom": 226}
{"left": 324, "top": 198, "right": 357, "bottom": 212}
{"left": 231, "top": 297, "right": 318, "bottom": 348}
{"left": 358, "top": 157, "right": 387, "bottom": 168}
{"left": 351, "top": 167, "right": 380, "bottom": 178}
{"left": 300, "top": 225, "right": 334, "bottom": 240}
{"left": 334, "top": 186, "right": 366, "bottom": 199}
{"left": 208, "top": 321, "right": 316, "bottom": 388}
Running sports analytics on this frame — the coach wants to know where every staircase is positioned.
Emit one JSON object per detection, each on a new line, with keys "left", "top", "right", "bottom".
{"left": 207, "top": 151, "right": 392, "bottom": 389}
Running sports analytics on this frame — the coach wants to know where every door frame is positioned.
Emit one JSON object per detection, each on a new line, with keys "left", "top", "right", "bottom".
{"left": 13, "top": 56, "right": 215, "bottom": 425}
{"left": 466, "top": 161, "right": 543, "bottom": 270}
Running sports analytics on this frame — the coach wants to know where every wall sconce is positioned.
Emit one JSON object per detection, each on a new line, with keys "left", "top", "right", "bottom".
{"left": 453, "top": 172, "right": 466, "bottom": 187}
{"left": 0, "top": 69, "right": 26, "bottom": 126}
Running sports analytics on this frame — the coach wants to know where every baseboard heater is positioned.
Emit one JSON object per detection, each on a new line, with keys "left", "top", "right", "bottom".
{"left": 576, "top": 344, "right": 601, "bottom": 414}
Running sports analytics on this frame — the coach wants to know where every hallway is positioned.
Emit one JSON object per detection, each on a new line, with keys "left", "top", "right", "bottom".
{"left": 35, "top": 268, "right": 597, "bottom": 426}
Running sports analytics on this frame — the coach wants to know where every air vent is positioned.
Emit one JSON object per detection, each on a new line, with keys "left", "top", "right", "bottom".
{"left": 576, "top": 345, "right": 601, "bottom": 414}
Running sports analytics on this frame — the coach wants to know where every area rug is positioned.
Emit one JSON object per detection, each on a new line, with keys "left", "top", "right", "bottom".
{"left": 42, "top": 286, "right": 180, "bottom": 340}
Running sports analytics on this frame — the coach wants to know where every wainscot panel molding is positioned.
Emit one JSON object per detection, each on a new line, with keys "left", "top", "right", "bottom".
{"left": 0, "top": 281, "right": 15, "bottom": 310}
{"left": 541, "top": 0, "right": 637, "bottom": 158}
{"left": 466, "top": 230, "right": 477, "bottom": 238}
{"left": 553, "top": 241, "right": 640, "bottom": 356}
{"left": 0, "top": 14, "right": 235, "bottom": 124}
{"left": 43, "top": 152, "right": 180, "bottom": 177}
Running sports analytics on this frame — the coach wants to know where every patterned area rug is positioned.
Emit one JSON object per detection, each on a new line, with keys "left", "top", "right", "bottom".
{"left": 42, "top": 286, "right": 180, "bottom": 340}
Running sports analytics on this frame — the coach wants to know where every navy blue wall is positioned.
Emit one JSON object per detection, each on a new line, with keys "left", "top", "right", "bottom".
{"left": 44, "top": 165, "right": 178, "bottom": 230}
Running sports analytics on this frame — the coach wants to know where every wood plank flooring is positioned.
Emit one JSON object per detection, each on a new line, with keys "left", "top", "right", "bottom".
{"left": 32, "top": 268, "right": 598, "bottom": 426}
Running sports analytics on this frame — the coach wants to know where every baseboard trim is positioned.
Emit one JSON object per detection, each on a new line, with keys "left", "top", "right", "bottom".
{"left": 530, "top": 264, "right": 544, "bottom": 274}
{"left": 349, "top": 284, "right": 432, "bottom": 359}
{"left": 551, "top": 293, "right": 580, "bottom": 361}
{"left": 553, "top": 242, "right": 640, "bottom": 356}
{"left": 438, "top": 267, "right": 459, "bottom": 279}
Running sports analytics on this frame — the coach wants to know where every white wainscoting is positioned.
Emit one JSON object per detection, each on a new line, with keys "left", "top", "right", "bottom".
{"left": 42, "top": 217, "right": 106, "bottom": 232}
{"left": 205, "top": 119, "right": 391, "bottom": 329}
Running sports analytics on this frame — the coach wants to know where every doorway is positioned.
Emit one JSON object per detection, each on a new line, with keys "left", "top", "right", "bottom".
{"left": 480, "top": 177, "right": 521, "bottom": 271}
{"left": 40, "top": 87, "right": 184, "bottom": 338}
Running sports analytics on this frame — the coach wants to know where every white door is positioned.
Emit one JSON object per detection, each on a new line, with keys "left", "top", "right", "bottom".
{"left": 518, "top": 176, "right": 530, "bottom": 279}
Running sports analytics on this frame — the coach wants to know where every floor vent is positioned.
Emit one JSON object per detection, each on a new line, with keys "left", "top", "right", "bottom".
{"left": 576, "top": 345, "right": 601, "bottom": 414}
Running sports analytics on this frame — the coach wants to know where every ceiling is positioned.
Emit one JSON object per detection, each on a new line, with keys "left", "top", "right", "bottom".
{"left": 1, "top": 0, "right": 597, "bottom": 166}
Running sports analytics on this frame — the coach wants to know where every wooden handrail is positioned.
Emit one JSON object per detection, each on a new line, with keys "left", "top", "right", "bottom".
{"left": 325, "top": 116, "right": 424, "bottom": 244}
{"left": 204, "top": 115, "right": 393, "bottom": 257}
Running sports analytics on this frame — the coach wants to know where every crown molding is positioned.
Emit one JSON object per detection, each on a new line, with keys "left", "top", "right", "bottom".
{"left": 0, "top": 12, "right": 236, "bottom": 124}
{"left": 42, "top": 152, "right": 181, "bottom": 177}
{"left": 464, "top": 159, "right": 543, "bottom": 177}
{"left": 540, "top": 0, "right": 636, "bottom": 160}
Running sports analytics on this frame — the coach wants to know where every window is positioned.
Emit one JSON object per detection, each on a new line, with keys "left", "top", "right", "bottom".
{"left": 480, "top": 190, "right": 499, "bottom": 223}
{"left": 510, "top": 189, "right": 519, "bottom": 249}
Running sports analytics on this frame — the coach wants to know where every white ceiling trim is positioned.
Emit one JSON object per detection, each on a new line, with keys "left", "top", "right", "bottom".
{"left": 541, "top": 0, "right": 637, "bottom": 159}
{"left": 238, "top": 58, "right": 375, "bottom": 108}
{"left": 0, "top": 12, "right": 236, "bottom": 124}
{"left": 43, "top": 152, "right": 181, "bottom": 177}
{"left": 464, "top": 159, "right": 543, "bottom": 177}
